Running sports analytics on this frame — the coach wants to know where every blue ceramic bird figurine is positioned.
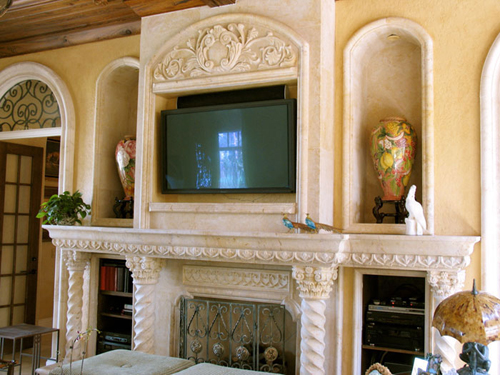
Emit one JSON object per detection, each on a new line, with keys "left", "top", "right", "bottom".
{"left": 282, "top": 214, "right": 295, "bottom": 232}
{"left": 304, "top": 214, "right": 342, "bottom": 234}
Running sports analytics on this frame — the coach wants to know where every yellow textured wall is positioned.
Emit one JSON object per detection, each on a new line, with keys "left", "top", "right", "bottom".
{"left": 335, "top": 0, "right": 496, "bottom": 372}
{"left": 0, "top": 36, "right": 140, "bottom": 324}
{"left": 0, "top": 35, "right": 140, "bottom": 197}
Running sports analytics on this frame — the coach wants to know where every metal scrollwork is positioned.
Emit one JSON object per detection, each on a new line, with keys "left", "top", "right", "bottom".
{"left": 180, "top": 297, "right": 292, "bottom": 373}
{"left": 0, "top": 79, "right": 61, "bottom": 131}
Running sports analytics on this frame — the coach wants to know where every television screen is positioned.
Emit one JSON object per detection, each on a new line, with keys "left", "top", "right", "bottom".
{"left": 160, "top": 99, "right": 296, "bottom": 194}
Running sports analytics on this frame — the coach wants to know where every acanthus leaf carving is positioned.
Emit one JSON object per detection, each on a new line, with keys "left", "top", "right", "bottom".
{"left": 428, "top": 270, "right": 466, "bottom": 297}
{"left": 153, "top": 23, "right": 297, "bottom": 82}
{"left": 125, "top": 256, "right": 162, "bottom": 285}
{"left": 292, "top": 266, "right": 338, "bottom": 300}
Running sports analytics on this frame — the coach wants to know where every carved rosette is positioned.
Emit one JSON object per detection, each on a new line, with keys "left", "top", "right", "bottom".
{"left": 63, "top": 250, "right": 91, "bottom": 359}
{"left": 153, "top": 23, "right": 297, "bottom": 82}
{"left": 125, "top": 256, "right": 162, "bottom": 353}
{"left": 428, "top": 271, "right": 466, "bottom": 372}
{"left": 292, "top": 266, "right": 337, "bottom": 375}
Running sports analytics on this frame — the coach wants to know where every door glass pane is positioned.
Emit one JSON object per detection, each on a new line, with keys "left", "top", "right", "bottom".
{"left": 19, "top": 156, "right": 32, "bottom": 184}
{"left": 0, "top": 276, "right": 12, "bottom": 304}
{"left": 17, "top": 216, "right": 29, "bottom": 243}
{"left": 18, "top": 186, "right": 31, "bottom": 214}
{"left": 5, "top": 154, "right": 18, "bottom": 183}
{"left": 4, "top": 184, "right": 17, "bottom": 213}
{"left": 15, "top": 245, "right": 27, "bottom": 273}
{"left": 12, "top": 306, "right": 24, "bottom": 325}
{"left": 1, "top": 246, "right": 14, "bottom": 275}
{"left": 2, "top": 215, "right": 15, "bottom": 243}
{"left": 0, "top": 308, "right": 9, "bottom": 327}
{"left": 14, "top": 275, "right": 26, "bottom": 304}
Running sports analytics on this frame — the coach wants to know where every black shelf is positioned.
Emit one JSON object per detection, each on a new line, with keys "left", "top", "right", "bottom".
{"left": 361, "top": 274, "right": 426, "bottom": 375}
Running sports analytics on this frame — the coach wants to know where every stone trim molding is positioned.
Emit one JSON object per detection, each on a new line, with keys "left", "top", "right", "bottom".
{"left": 153, "top": 21, "right": 298, "bottom": 83}
{"left": 46, "top": 226, "right": 479, "bottom": 271}
{"left": 183, "top": 266, "right": 290, "bottom": 292}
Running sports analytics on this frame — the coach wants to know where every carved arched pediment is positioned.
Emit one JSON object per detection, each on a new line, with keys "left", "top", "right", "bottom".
{"left": 153, "top": 22, "right": 298, "bottom": 82}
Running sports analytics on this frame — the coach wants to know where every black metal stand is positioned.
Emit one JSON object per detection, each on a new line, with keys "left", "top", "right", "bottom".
{"left": 113, "top": 197, "right": 134, "bottom": 218}
{"left": 372, "top": 196, "right": 408, "bottom": 224}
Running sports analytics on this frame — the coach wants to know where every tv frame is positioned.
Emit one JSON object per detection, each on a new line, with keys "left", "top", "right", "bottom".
{"left": 160, "top": 99, "right": 297, "bottom": 194}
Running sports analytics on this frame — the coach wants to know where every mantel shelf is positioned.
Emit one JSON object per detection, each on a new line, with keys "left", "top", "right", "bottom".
{"left": 43, "top": 225, "right": 479, "bottom": 271}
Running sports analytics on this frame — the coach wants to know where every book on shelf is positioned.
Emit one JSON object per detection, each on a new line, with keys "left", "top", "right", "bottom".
{"left": 100, "top": 262, "right": 132, "bottom": 293}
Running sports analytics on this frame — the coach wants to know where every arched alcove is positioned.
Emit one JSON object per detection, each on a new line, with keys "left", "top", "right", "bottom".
{"left": 343, "top": 17, "right": 434, "bottom": 234}
{"left": 91, "top": 57, "right": 140, "bottom": 227}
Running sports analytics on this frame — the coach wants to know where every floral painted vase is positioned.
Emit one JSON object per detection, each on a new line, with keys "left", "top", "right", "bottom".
{"left": 369, "top": 117, "right": 417, "bottom": 201}
{"left": 115, "top": 136, "right": 136, "bottom": 200}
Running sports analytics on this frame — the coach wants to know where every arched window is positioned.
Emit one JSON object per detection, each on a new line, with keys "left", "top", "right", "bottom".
{"left": 0, "top": 79, "right": 61, "bottom": 131}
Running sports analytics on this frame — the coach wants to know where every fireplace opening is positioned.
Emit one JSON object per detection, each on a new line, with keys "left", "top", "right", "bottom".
{"left": 179, "top": 297, "right": 296, "bottom": 374}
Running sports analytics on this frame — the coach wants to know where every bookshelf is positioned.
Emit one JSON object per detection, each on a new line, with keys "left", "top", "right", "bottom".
{"left": 97, "top": 259, "right": 133, "bottom": 354}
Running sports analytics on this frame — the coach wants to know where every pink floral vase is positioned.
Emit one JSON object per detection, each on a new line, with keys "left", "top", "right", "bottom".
{"left": 369, "top": 117, "right": 417, "bottom": 201}
{"left": 115, "top": 136, "right": 136, "bottom": 200}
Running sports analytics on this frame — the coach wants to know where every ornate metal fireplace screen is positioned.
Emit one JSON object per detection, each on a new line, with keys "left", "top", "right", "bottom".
{"left": 180, "top": 297, "right": 288, "bottom": 373}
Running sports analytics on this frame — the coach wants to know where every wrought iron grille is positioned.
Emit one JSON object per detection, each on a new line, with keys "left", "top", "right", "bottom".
{"left": 0, "top": 79, "right": 61, "bottom": 131}
{"left": 180, "top": 297, "right": 288, "bottom": 373}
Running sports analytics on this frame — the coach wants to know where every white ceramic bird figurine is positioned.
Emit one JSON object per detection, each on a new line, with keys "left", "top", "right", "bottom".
{"left": 405, "top": 185, "right": 426, "bottom": 235}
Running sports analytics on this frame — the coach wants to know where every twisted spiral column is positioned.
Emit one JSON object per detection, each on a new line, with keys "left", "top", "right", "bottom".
{"left": 126, "top": 256, "right": 162, "bottom": 353}
{"left": 428, "top": 270, "right": 465, "bottom": 373}
{"left": 292, "top": 266, "right": 337, "bottom": 375}
{"left": 63, "top": 250, "right": 91, "bottom": 360}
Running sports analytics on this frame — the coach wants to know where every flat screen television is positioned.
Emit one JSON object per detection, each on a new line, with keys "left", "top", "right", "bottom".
{"left": 160, "top": 99, "right": 297, "bottom": 194}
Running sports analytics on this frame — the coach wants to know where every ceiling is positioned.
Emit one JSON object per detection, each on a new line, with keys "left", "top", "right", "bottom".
{"left": 0, "top": 0, "right": 236, "bottom": 58}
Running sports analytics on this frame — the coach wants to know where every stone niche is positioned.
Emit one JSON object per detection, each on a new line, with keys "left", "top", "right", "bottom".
{"left": 343, "top": 18, "right": 434, "bottom": 235}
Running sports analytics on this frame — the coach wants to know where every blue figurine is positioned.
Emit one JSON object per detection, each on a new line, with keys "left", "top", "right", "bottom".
{"left": 305, "top": 214, "right": 318, "bottom": 233}
{"left": 282, "top": 214, "right": 294, "bottom": 232}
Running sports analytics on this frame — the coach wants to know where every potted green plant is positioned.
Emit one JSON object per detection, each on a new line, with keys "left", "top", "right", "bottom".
{"left": 37, "top": 190, "right": 91, "bottom": 225}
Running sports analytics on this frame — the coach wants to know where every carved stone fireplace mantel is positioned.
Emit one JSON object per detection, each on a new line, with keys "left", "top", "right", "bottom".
{"left": 45, "top": 225, "right": 479, "bottom": 375}
{"left": 45, "top": 225, "right": 478, "bottom": 270}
